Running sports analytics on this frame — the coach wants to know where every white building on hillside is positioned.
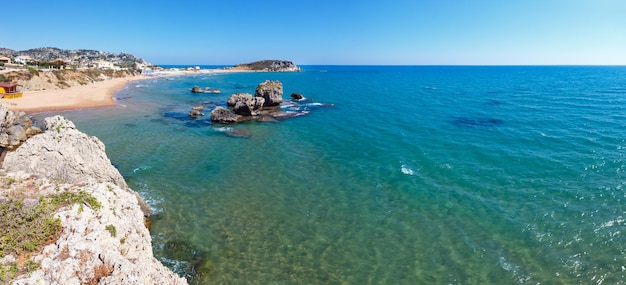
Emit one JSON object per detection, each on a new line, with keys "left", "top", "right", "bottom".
{"left": 96, "top": 60, "right": 115, "bottom": 69}
{"left": 14, "top": 55, "right": 33, "bottom": 64}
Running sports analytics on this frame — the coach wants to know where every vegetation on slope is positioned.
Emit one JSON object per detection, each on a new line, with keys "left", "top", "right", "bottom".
{"left": 0, "top": 176, "right": 101, "bottom": 282}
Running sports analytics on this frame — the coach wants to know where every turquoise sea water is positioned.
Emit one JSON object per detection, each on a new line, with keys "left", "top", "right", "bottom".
{"left": 50, "top": 66, "right": 626, "bottom": 284}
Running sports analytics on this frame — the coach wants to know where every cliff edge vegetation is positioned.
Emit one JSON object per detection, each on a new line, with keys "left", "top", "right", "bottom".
{"left": 0, "top": 108, "right": 186, "bottom": 284}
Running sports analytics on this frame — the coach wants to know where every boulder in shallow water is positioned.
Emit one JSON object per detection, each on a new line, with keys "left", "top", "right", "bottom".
{"left": 290, "top": 92, "right": 304, "bottom": 100}
{"left": 227, "top": 93, "right": 253, "bottom": 106}
{"left": 188, "top": 106, "right": 205, "bottom": 118}
{"left": 233, "top": 97, "right": 265, "bottom": 116}
{"left": 255, "top": 80, "right": 283, "bottom": 106}
{"left": 210, "top": 107, "right": 241, "bottom": 124}
{"left": 191, "top": 86, "right": 203, "bottom": 93}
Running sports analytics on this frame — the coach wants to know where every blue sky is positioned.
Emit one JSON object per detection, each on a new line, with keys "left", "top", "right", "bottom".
{"left": 5, "top": 0, "right": 626, "bottom": 65}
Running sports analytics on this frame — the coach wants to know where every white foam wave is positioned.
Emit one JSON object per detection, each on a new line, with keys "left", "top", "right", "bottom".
{"left": 133, "top": 165, "right": 152, "bottom": 173}
{"left": 401, "top": 164, "right": 414, "bottom": 175}
{"left": 213, "top": 127, "right": 234, "bottom": 132}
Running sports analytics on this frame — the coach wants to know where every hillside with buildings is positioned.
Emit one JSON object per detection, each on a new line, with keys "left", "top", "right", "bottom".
{"left": 0, "top": 47, "right": 151, "bottom": 70}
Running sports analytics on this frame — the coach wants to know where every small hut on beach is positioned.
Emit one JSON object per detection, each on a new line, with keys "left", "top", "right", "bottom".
{"left": 0, "top": 83, "right": 23, "bottom": 99}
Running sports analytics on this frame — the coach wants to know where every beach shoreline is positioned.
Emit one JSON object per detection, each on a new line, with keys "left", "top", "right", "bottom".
{"left": 0, "top": 68, "right": 252, "bottom": 114}
{"left": 1, "top": 75, "right": 148, "bottom": 113}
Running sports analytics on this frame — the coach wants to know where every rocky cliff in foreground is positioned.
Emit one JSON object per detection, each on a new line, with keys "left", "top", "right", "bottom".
{"left": 0, "top": 108, "right": 186, "bottom": 284}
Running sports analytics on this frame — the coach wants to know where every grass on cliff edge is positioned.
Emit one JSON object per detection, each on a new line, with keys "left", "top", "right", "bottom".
{"left": 0, "top": 186, "right": 101, "bottom": 281}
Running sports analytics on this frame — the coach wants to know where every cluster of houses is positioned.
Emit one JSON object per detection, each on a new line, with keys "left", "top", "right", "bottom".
{"left": 0, "top": 55, "right": 149, "bottom": 71}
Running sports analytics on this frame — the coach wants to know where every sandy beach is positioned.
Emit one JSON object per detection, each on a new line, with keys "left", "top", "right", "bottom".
{"left": 0, "top": 68, "right": 254, "bottom": 113}
{"left": 0, "top": 75, "right": 148, "bottom": 113}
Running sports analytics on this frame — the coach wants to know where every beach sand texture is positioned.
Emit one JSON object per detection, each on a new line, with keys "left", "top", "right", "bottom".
{"left": 0, "top": 75, "right": 147, "bottom": 113}
{"left": 0, "top": 68, "right": 254, "bottom": 113}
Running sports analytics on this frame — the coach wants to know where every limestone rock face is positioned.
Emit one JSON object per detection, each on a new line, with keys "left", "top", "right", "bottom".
{"left": 0, "top": 104, "right": 42, "bottom": 150}
{"left": 255, "top": 80, "right": 283, "bottom": 106}
{"left": 3, "top": 115, "right": 127, "bottom": 189}
{"left": 227, "top": 93, "right": 253, "bottom": 106}
{"left": 1, "top": 114, "right": 186, "bottom": 284}
{"left": 9, "top": 178, "right": 187, "bottom": 285}
{"left": 210, "top": 106, "right": 241, "bottom": 123}
{"left": 234, "top": 98, "right": 265, "bottom": 116}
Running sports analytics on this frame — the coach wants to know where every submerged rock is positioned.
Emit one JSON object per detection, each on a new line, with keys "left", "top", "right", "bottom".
{"left": 225, "top": 128, "right": 252, "bottom": 138}
{"left": 450, "top": 116, "right": 503, "bottom": 127}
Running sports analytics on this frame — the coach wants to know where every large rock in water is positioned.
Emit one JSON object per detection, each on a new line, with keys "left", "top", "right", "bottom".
{"left": 210, "top": 106, "right": 241, "bottom": 123}
{"left": 3, "top": 115, "right": 128, "bottom": 189}
{"left": 227, "top": 93, "right": 252, "bottom": 106}
{"left": 255, "top": 80, "right": 283, "bottom": 106}
{"left": 227, "top": 93, "right": 265, "bottom": 116}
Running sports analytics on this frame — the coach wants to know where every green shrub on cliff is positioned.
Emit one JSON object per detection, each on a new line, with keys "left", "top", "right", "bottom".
{"left": 0, "top": 188, "right": 101, "bottom": 282}
{"left": 27, "top": 67, "right": 39, "bottom": 76}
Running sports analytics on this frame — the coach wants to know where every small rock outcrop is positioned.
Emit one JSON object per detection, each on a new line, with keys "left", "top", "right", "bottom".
{"left": 188, "top": 106, "right": 205, "bottom": 118}
{"left": 190, "top": 86, "right": 202, "bottom": 93}
{"left": 0, "top": 104, "right": 42, "bottom": 150}
{"left": 210, "top": 106, "right": 241, "bottom": 124}
{"left": 255, "top": 80, "right": 283, "bottom": 107}
{"left": 290, "top": 93, "right": 304, "bottom": 100}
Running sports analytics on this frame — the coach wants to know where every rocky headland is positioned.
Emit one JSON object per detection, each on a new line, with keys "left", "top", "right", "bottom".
{"left": 0, "top": 106, "right": 186, "bottom": 284}
{"left": 231, "top": 60, "right": 301, "bottom": 72}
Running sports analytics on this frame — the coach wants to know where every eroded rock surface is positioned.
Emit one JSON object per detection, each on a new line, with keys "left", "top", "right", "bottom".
{"left": 0, "top": 109, "right": 185, "bottom": 284}
{"left": 0, "top": 104, "right": 42, "bottom": 150}
{"left": 3, "top": 115, "right": 127, "bottom": 189}
{"left": 255, "top": 80, "right": 283, "bottom": 106}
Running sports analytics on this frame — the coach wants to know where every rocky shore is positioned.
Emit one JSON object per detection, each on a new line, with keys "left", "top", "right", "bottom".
{"left": 0, "top": 105, "right": 186, "bottom": 284}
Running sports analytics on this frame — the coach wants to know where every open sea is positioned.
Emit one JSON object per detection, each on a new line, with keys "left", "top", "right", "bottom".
{"left": 47, "top": 66, "right": 626, "bottom": 284}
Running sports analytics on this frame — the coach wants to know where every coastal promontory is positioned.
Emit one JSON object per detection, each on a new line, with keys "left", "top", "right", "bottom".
{"left": 231, "top": 60, "right": 301, "bottom": 72}
{"left": 0, "top": 107, "right": 186, "bottom": 284}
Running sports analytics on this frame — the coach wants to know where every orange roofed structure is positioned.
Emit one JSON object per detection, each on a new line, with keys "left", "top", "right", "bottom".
{"left": 0, "top": 83, "right": 23, "bottom": 99}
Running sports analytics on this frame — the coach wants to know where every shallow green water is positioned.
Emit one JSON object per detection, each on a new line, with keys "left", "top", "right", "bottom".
{"left": 54, "top": 66, "right": 626, "bottom": 284}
